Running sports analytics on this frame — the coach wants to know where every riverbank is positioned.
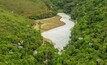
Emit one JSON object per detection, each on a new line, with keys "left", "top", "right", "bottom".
{"left": 33, "top": 16, "right": 65, "bottom": 32}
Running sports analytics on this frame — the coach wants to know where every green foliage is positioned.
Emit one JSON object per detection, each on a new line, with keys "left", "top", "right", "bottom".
{"left": 34, "top": 42, "right": 56, "bottom": 65}
{"left": 29, "top": 12, "right": 56, "bottom": 20}
{"left": 0, "top": 0, "right": 107, "bottom": 65}
{"left": 50, "top": 0, "right": 107, "bottom": 64}
{"left": 0, "top": 7, "right": 44, "bottom": 64}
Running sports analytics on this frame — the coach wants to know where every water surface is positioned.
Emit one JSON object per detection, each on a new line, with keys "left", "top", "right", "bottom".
{"left": 42, "top": 13, "right": 75, "bottom": 50}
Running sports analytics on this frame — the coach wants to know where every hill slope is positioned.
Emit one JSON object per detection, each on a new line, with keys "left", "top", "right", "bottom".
{"left": 0, "top": 6, "right": 43, "bottom": 64}
{"left": 50, "top": 0, "right": 107, "bottom": 64}
{"left": 0, "top": 0, "right": 51, "bottom": 17}
{"left": 0, "top": 0, "right": 57, "bottom": 64}
{"left": 0, "top": 5, "right": 56, "bottom": 65}
{"left": 1, "top": 0, "right": 107, "bottom": 65}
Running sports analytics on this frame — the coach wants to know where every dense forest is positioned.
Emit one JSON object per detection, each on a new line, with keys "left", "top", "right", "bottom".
{"left": 50, "top": 0, "right": 107, "bottom": 65}
{"left": 0, "top": 0, "right": 107, "bottom": 65}
{"left": 0, "top": 0, "right": 56, "bottom": 64}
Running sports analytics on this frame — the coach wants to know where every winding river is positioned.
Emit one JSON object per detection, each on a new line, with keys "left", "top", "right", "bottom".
{"left": 42, "top": 13, "right": 75, "bottom": 51}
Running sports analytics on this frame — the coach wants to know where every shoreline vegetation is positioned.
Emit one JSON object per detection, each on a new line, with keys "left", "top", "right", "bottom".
{"left": 28, "top": 12, "right": 57, "bottom": 20}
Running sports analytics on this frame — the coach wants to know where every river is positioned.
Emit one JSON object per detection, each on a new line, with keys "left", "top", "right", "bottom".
{"left": 42, "top": 13, "right": 75, "bottom": 51}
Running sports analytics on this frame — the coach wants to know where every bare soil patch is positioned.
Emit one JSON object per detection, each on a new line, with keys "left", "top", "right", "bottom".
{"left": 33, "top": 16, "right": 65, "bottom": 32}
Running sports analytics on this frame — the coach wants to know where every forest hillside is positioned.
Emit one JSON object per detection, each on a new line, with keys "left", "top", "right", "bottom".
{"left": 50, "top": 0, "right": 107, "bottom": 64}
{"left": 0, "top": 0, "right": 107, "bottom": 65}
